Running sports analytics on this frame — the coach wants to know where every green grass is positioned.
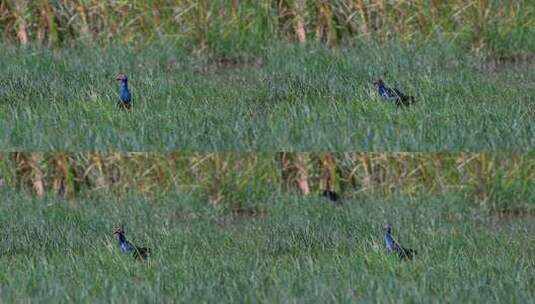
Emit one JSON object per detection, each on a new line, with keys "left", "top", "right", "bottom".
{"left": 1, "top": 42, "right": 534, "bottom": 151}
{"left": 1, "top": 190, "right": 534, "bottom": 302}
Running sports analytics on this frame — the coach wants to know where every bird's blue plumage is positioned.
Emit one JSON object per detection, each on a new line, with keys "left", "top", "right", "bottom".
{"left": 373, "top": 79, "right": 415, "bottom": 106}
{"left": 384, "top": 226, "right": 401, "bottom": 254}
{"left": 377, "top": 84, "right": 399, "bottom": 101}
{"left": 114, "top": 226, "right": 151, "bottom": 259}
{"left": 116, "top": 74, "right": 132, "bottom": 109}
{"left": 119, "top": 80, "right": 131, "bottom": 104}
{"left": 383, "top": 224, "right": 416, "bottom": 259}
{"left": 117, "top": 232, "right": 135, "bottom": 254}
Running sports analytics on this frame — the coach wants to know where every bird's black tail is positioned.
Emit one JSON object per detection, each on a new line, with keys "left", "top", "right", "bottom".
{"left": 393, "top": 88, "right": 415, "bottom": 107}
{"left": 396, "top": 95, "right": 415, "bottom": 107}
{"left": 398, "top": 247, "right": 417, "bottom": 260}
{"left": 320, "top": 190, "right": 339, "bottom": 202}
{"left": 133, "top": 247, "right": 151, "bottom": 259}
{"left": 117, "top": 102, "right": 132, "bottom": 110}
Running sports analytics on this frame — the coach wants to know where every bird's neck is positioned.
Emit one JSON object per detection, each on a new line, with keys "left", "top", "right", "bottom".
{"left": 377, "top": 84, "right": 387, "bottom": 92}
{"left": 384, "top": 232, "right": 395, "bottom": 244}
{"left": 384, "top": 232, "right": 395, "bottom": 250}
{"left": 120, "top": 80, "right": 129, "bottom": 90}
{"left": 117, "top": 233, "right": 127, "bottom": 244}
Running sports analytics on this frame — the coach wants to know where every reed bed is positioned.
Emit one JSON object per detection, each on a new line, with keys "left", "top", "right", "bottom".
{"left": 1, "top": 0, "right": 534, "bottom": 54}
{"left": 1, "top": 152, "right": 534, "bottom": 211}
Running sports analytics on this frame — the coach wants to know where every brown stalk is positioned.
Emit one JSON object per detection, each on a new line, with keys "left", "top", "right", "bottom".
{"left": 12, "top": 0, "right": 29, "bottom": 45}
{"left": 321, "top": 153, "right": 336, "bottom": 191}
{"left": 295, "top": 153, "right": 310, "bottom": 195}
{"left": 292, "top": 0, "right": 306, "bottom": 43}
{"left": 315, "top": 0, "right": 337, "bottom": 46}
{"left": 13, "top": 153, "right": 45, "bottom": 197}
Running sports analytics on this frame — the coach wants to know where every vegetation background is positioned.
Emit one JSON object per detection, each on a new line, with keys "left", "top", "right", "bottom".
{"left": 1, "top": 0, "right": 534, "bottom": 56}
{"left": 1, "top": 1, "right": 535, "bottom": 301}
{"left": 1, "top": 152, "right": 534, "bottom": 213}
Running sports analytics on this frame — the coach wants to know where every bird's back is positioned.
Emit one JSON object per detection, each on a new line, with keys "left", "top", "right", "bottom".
{"left": 384, "top": 228, "right": 416, "bottom": 260}
{"left": 120, "top": 86, "right": 131, "bottom": 103}
{"left": 119, "top": 239, "right": 135, "bottom": 254}
{"left": 375, "top": 81, "right": 415, "bottom": 107}
{"left": 384, "top": 232, "right": 401, "bottom": 253}
{"left": 398, "top": 247, "right": 417, "bottom": 259}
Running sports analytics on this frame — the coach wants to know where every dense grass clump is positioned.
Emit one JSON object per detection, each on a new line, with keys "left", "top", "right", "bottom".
{"left": 1, "top": 43, "right": 534, "bottom": 150}
{"left": 0, "top": 191, "right": 534, "bottom": 302}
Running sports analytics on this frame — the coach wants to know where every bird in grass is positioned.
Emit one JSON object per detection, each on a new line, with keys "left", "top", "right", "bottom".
{"left": 115, "top": 74, "right": 132, "bottom": 109}
{"left": 320, "top": 177, "right": 339, "bottom": 202}
{"left": 113, "top": 225, "right": 150, "bottom": 259}
{"left": 321, "top": 189, "right": 339, "bottom": 202}
{"left": 373, "top": 79, "right": 415, "bottom": 107}
{"left": 383, "top": 224, "right": 417, "bottom": 260}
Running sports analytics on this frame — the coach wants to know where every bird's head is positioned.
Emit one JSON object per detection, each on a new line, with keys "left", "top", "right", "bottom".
{"left": 384, "top": 224, "right": 392, "bottom": 234}
{"left": 115, "top": 74, "right": 128, "bottom": 82}
{"left": 373, "top": 79, "right": 384, "bottom": 88}
{"left": 113, "top": 225, "right": 125, "bottom": 236}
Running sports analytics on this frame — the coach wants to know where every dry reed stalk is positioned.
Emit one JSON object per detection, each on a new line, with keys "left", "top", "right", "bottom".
{"left": 315, "top": 0, "right": 337, "bottom": 46}
{"left": 295, "top": 153, "right": 310, "bottom": 195}
{"left": 321, "top": 153, "right": 336, "bottom": 191}
{"left": 75, "top": 1, "right": 91, "bottom": 40}
{"left": 2, "top": 153, "right": 533, "bottom": 211}
{"left": 12, "top": 0, "right": 29, "bottom": 45}
{"left": 232, "top": 0, "right": 239, "bottom": 19}
{"left": 13, "top": 153, "right": 45, "bottom": 197}
{"left": 38, "top": 0, "right": 60, "bottom": 48}
{"left": 293, "top": 0, "right": 307, "bottom": 43}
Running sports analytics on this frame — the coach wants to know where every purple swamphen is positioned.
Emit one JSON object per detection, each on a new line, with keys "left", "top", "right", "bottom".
{"left": 384, "top": 224, "right": 416, "bottom": 260}
{"left": 321, "top": 189, "right": 339, "bottom": 202}
{"left": 373, "top": 79, "right": 415, "bottom": 107}
{"left": 115, "top": 74, "right": 132, "bottom": 109}
{"left": 113, "top": 226, "right": 150, "bottom": 260}
{"left": 320, "top": 177, "right": 339, "bottom": 202}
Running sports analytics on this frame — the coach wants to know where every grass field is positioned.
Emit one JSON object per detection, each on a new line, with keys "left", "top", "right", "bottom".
{"left": 1, "top": 190, "right": 534, "bottom": 302}
{"left": 1, "top": 42, "right": 534, "bottom": 151}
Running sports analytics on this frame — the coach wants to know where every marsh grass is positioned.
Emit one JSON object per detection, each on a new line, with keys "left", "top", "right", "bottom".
{"left": 1, "top": 42, "right": 534, "bottom": 150}
{"left": 0, "top": 191, "right": 534, "bottom": 302}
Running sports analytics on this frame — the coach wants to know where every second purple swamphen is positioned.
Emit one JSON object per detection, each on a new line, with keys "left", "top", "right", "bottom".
{"left": 373, "top": 79, "right": 415, "bottom": 107}
{"left": 113, "top": 226, "right": 150, "bottom": 260}
{"left": 384, "top": 224, "right": 417, "bottom": 260}
{"left": 115, "top": 74, "right": 132, "bottom": 109}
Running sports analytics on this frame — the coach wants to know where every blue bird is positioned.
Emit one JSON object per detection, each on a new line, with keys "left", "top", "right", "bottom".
{"left": 384, "top": 224, "right": 416, "bottom": 260}
{"left": 321, "top": 189, "right": 339, "bottom": 202}
{"left": 373, "top": 79, "right": 415, "bottom": 107}
{"left": 113, "top": 226, "right": 150, "bottom": 259}
{"left": 115, "top": 74, "right": 132, "bottom": 109}
{"left": 320, "top": 177, "right": 339, "bottom": 202}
